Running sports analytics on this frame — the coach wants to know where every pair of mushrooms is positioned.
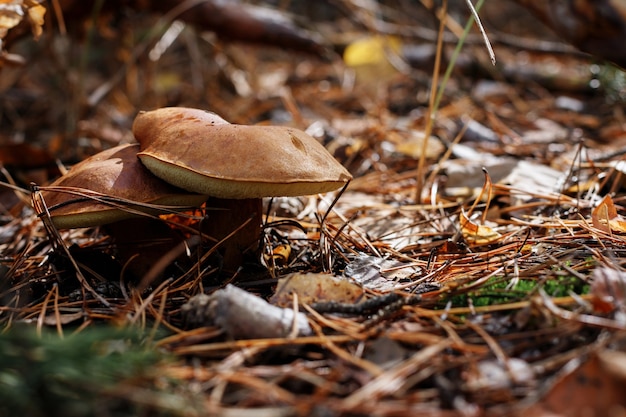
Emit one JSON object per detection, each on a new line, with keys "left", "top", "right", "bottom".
{"left": 42, "top": 107, "right": 352, "bottom": 272}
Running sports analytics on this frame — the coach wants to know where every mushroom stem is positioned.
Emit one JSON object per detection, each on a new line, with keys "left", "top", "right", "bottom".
{"left": 204, "top": 197, "right": 263, "bottom": 272}
{"left": 104, "top": 217, "right": 184, "bottom": 283}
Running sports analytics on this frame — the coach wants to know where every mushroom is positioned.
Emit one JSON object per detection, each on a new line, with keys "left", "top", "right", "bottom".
{"left": 132, "top": 107, "right": 352, "bottom": 270}
{"left": 41, "top": 143, "right": 207, "bottom": 281}
{"left": 41, "top": 143, "right": 207, "bottom": 229}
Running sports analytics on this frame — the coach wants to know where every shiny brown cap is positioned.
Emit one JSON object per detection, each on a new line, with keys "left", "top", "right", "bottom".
{"left": 133, "top": 107, "right": 230, "bottom": 149}
{"left": 41, "top": 144, "right": 207, "bottom": 228}
{"left": 133, "top": 108, "right": 352, "bottom": 199}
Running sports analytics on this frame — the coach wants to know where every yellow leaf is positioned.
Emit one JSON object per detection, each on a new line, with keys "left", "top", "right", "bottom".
{"left": 26, "top": 2, "right": 45, "bottom": 39}
{"left": 263, "top": 244, "right": 291, "bottom": 266}
{"left": 343, "top": 35, "right": 402, "bottom": 67}
{"left": 343, "top": 35, "right": 403, "bottom": 92}
{"left": 460, "top": 211, "right": 501, "bottom": 245}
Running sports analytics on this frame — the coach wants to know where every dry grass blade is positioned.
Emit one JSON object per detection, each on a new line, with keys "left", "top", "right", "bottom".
{"left": 39, "top": 185, "right": 204, "bottom": 220}
{"left": 30, "top": 185, "right": 111, "bottom": 308}
{"left": 464, "top": 0, "right": 495, "bottom": 64}
{"left": 341, "top": 340, "right": 452, "bottom": 410}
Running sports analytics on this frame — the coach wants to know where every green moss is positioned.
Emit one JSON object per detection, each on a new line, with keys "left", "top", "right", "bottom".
{"left": 0, "top": 326, "right": 195, "bottom": 417}
{"left": 446, "top": 274, "right": 590, "bottom": 308}
{"left": 593, "top": 63, "right": 626, "bottom": 102}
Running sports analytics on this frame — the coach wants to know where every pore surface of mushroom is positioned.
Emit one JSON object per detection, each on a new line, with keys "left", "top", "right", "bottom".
{"left": 132, "top": 107, "right": 352, "bottom": 271}
{"left": 41, "top": 143, "right": 207, "bottom": 229}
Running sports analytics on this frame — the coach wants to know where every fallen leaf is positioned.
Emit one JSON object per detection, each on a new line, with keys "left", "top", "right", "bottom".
{"left": 26, "top": 0, "right": 45, "bottom": 39}
{"left": 460, "top": 210, "right": 502, "bottom": 245}
{"left": 343, "top": 35, "right": 403, "bottom": 95}
{"left": 343, "top": 35, "right": 402, "bottom": 68}
{"left": 270, "top": 272, "right": 364, "bottom": 307}
{"left": 263, "top": 244, "right": 291, "bottom": 266}
{"left": 592, "top": 194, "right": 626, "bottom": 233}
{"left": 589, "top": 266, "right": 626, "bottom": 313}
{"left": 530, "top": 351, "right": 626, "bottom": 416}
{"left": 391, "top": 130, "right": 444, "bottom": 159}
{"left": 0, "top": 2, "right": 23, "bottom": 38}
{"left": 0, "top": 0, "right": 45, "bottom": 40}
{"left": 344, "top": 254, "right": 422, "bottom": 291}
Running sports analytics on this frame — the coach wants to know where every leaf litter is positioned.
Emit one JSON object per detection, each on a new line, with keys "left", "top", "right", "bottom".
{"left": 1, "top": 0, "right": 626, "bottom": 416}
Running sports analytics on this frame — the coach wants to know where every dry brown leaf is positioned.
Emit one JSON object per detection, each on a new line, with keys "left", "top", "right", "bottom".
{"left": 0, "top": 0, "right": 45, "bottom": 40}
{"left": 589, "top": 266, "right": 626, "bottom": 313}
{"left": 460, "top": 210, "right": 502, "bottom": 245}
{"left": 25, "top": 0, "right": 45, "bottom": 39}
{"left": 344, "top": 255, "right": 422, "bottom": 291}
{"left": 270, "top": 272, "right": 364, "bottom": 307}
{"left": 592, "top": 194, "right": 626, "bottom": 233}
{"left": 531, "top": 351, "right": 626, "bottom": 416}
{"left": 0, "top": 2, "right": 23, "bottom": 38}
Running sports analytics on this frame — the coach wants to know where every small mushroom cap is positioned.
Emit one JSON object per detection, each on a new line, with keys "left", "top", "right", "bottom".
{"left": 133, "top": 109, "right": 352, "bottom": 199}
{"left": 133, "top": 107, "right": 230, "bottom": 145}
{"left": 41, "top": 144, "right": 207, "bottom": 229}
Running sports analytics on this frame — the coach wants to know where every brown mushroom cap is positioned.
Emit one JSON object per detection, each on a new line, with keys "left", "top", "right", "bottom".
{"left": 132, "top": 107, "right": 230, "bottom": 143}
{"left": 41, "top": 144, "right": 207, "bottom": 229}
{"left": 133, "top": 109, "right": 352, "bottom": 199}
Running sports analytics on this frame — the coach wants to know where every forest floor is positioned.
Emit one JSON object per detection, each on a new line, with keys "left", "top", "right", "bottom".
{"left": 1, "top": 1, "right": 626, "bottom": 416}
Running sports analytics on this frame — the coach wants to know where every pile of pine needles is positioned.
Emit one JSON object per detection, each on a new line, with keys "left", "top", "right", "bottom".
{"left": 1, "top": 1, "right": 626, "bottom": 416}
